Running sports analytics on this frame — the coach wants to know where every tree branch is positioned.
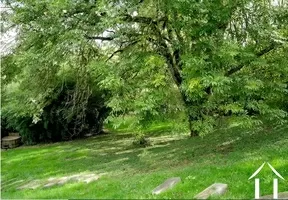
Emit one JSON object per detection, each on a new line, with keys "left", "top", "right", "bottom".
{"left": 105, "top": 40, "right": 139, "bottom": 61}
{"left": 123, "top": 14, "right": 166, "bottom": 25}
{"left": 84, "top": 34, "right": 115, "bottom": 40}
{"left": 123, "top": 14, "right": 155, "bottom": 24}
{"left": 225, "top": 43, "right": 280, "bottom": 76}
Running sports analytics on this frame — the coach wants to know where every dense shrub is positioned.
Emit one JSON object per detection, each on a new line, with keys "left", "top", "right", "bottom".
{"left": 1, "top": 81, "right": 110, "bottom": 144}
{"left": 1, "top": 118, "right": 15, "bottom": 138}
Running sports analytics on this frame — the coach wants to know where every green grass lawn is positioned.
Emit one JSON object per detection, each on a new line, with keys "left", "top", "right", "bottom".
{"left": 1, "top": 123, "right": 288, "bottom": 199}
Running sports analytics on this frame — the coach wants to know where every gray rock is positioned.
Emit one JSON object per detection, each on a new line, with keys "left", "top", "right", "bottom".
{"left": 43, "top": 173, "right": 103, "bottom": 188}
{"left": 83, "top": 175, "right": 100, "bottom": 183}
{"left": 152, "top": 177, "right": 181, "bottom": 195}
{"left": 43, "top": 181, "right": 58, "bottom": 188}
{"left": 260, "top": 192, "right": 288, "bottom": 199}
{"left": 18, "top": 180, "right": 42, "bottom": 190}
{"left": 18, "top": 173, "right": 106, "bottom": 190}
{"left": 194, "top": 183, "right": 228, "bottom": 199}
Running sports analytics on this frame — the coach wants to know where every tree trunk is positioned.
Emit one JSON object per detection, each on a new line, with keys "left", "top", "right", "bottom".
{"left": 187, "top": 111, "right": 200, "bottom": 137}
{"left": 163, "top": 54, "right": 200, "bottom": 137}
{"left": 180, "top": 93, "right": 200, "bottom": 137}
{"left": 190, "top": 129, "right": 199, "bottom": 137}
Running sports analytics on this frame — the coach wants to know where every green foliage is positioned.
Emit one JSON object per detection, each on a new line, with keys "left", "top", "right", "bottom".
{"left": 2, "top": 0, "right": 288, "bottom": 138}
{"left": 1, "top": 0, "right": 112, "bottom": 143}
{"left": 100, "top": 0, "right": 288, "bottom": 135}
{"left": 1, "top": 78, "right": 110, "bottom": 144}
{"left": 102, "top": 52, "right": 185, "bottom": 130}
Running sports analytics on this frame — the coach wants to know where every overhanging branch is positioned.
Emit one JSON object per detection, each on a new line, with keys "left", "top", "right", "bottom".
{"left": 105, "top": 40, "right": 139, "bottom": 61}
{"left": 84, "top": 34, "right": 115, "bottom": 41}
{"left": 123, "top": 14, "right": 166, "bottom": 25}
{"left": 225, "top": 43, "right": 280, "bottom": 76}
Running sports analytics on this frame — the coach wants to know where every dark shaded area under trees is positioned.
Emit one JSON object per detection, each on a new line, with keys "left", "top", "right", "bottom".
{"left": 1, "top": 81, "right": 110, "bottom": 144}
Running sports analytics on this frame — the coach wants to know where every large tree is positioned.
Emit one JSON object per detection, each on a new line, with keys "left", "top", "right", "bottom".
{"left": 91, "top": 0, "right": 288, "bottom": 135}
{"left": 2, "top": 0, "right": 288, "bottom": 137}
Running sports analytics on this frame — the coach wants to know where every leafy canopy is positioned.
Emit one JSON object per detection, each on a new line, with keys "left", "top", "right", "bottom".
{"left": 1, "top": 0, "right": 288, "bottom": 138}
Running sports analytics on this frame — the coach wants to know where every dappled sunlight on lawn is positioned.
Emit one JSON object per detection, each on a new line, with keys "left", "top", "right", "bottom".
{"left": 1, "top": 124, "right": 288, "bottom": 199}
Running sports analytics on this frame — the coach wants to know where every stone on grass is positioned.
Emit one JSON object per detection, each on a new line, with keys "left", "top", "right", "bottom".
{"left": 18, "top": 172, "right": 105, "bottom": 190}
{"left": 83, "top": 175, "right": 100, "bottom": 183}
{"left": 194, "top": 183, "right": 228, "bottom": 199}
{"left": 43, "top": 181, "right": 58, "bottom": 188}
{"left": 152, "top": 177, "right": 181, "bottom": 195}
{"left": 58, "top": 177, "right": 70, "bottom": 185}
{"left": 18, "top": 180, "right": 41, "bottom": 190}
{"left": 3, "top": 179, "right": 24, "bottom": 187}
{"left": 43, "top": 173, "right": 102, "bottom": 188}
{"left": 260, "top": 192, "right": 288, "bottom": 199}
{"left": 43, "top": 177, "right": 67, "bottom": 188}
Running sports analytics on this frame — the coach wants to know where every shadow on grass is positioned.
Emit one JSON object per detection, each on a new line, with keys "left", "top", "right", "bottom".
{"left": 1, "top": 124, "right": 287, "bottom": 192}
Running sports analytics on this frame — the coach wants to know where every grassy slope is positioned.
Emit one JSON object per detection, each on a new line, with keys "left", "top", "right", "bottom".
{"left": 1, "top": 123, "right": 288, "bottom": 199}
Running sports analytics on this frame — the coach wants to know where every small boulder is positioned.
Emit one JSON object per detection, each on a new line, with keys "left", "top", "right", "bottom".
{"left": 194, "top": 183, "right": 228, "bottom": 199}
{"left": 84, "top": 133, "right": 93, "bottom": 137}
{"left": 152, "top": 177, "right": 181, "bottom": 195}
{"left": 18, "top": 180, "right": 41, "bottom": 190}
